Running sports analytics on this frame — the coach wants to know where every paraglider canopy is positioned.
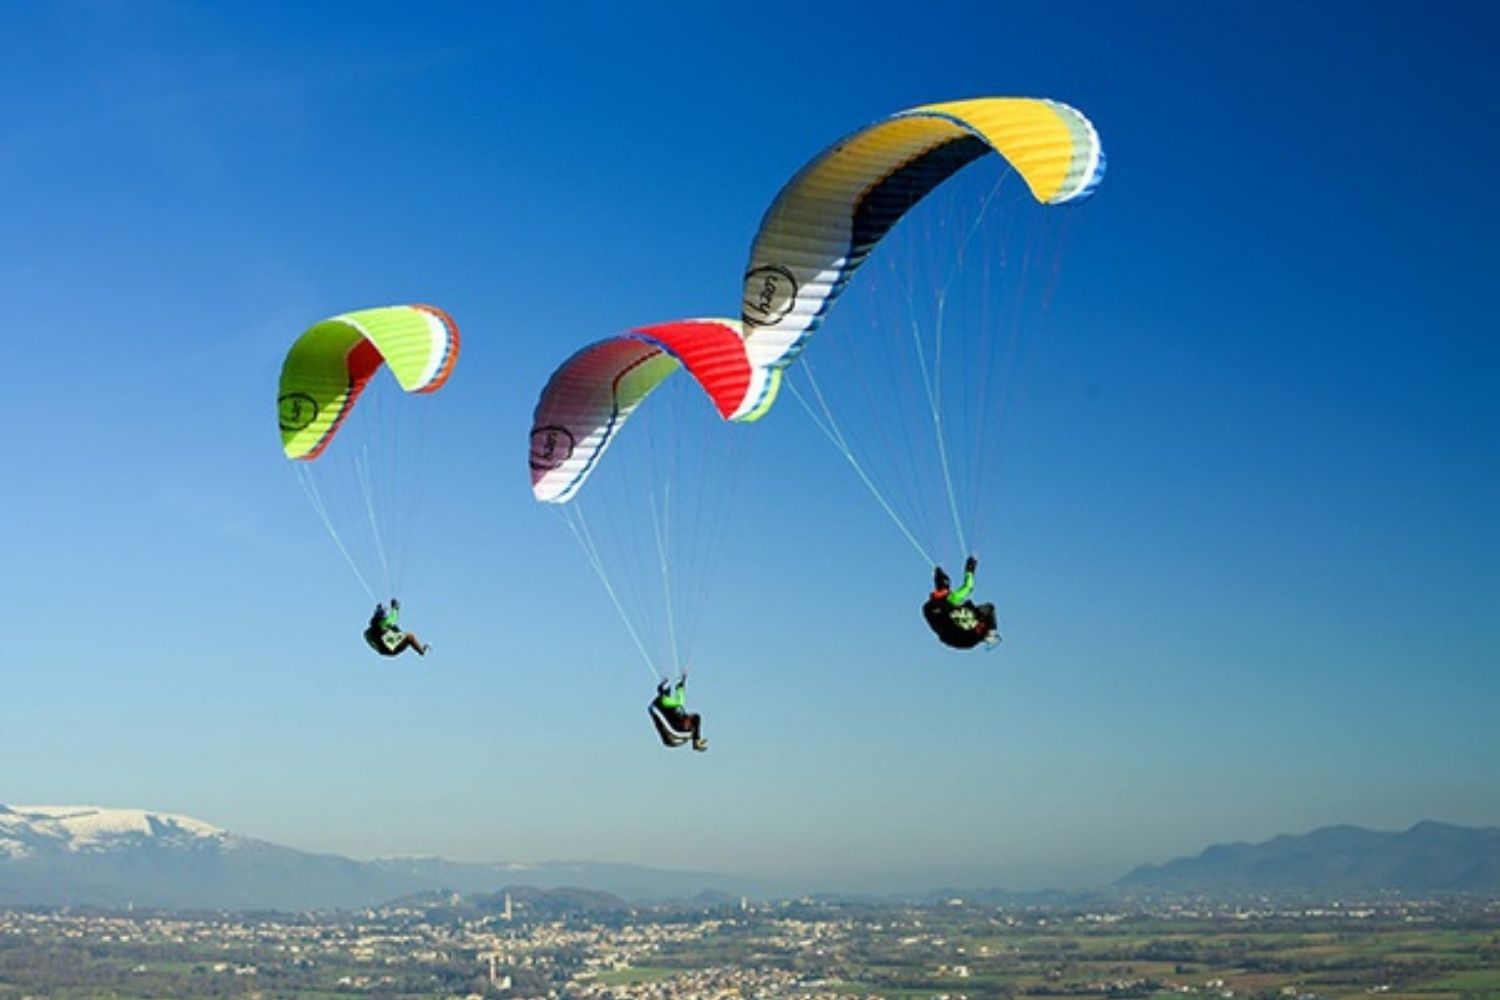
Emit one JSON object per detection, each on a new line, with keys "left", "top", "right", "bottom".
{"left": 279, "top": 304, "right": 459, "bottom": 461}
{"left": 731, "top": 97, "right": 1105, "bottom": 423}
{"left": 529, "top": 318, "right": 749, "bottom": 503}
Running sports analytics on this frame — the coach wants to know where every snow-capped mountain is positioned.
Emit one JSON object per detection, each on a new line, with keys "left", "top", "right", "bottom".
{"left": 0, "top": 804, "right": 769, "bottom": 911}
{"left": 0, "top": 804, "right": 233, "bottom": 859}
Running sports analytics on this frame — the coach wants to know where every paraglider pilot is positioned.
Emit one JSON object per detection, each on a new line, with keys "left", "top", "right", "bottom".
{"left": 649, "top": 673, "right": 707, "bottom": 752}
{"left": 364, "top": 598, "right": 429, "bottom": 657}
{"left": 922, "top": 555, "right": 999, "bottom": 650}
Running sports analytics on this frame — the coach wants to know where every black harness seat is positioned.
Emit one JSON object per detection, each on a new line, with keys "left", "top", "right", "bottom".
{"left": 648, "top": 703, "right": 692, "bottom": 747}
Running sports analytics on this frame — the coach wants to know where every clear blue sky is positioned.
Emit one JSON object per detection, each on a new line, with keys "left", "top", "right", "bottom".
{"left": 1, "top": 1, "right": 1496, "bottom": 893}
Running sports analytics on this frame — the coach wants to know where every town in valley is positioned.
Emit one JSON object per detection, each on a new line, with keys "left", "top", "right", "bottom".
{"left": 2, "top": 896, "right": 1497, "bottom": 999}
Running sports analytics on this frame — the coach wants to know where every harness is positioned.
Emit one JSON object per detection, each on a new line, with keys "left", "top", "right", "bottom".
{"left": 364, "top": 624, "right": 404, "bottom": 656}
{"left": 648, "top": 702, "right": 692, "bottom": 747}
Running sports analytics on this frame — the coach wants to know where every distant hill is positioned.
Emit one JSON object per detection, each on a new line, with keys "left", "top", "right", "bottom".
{"left": 0, "top": 804, "right": 772, "bottom": 911}
{"left": 474, "top": 885, "right": 633, "bottom": 916}
{"left": 1116, "top": 821, "right": 1500, "bottom": 897}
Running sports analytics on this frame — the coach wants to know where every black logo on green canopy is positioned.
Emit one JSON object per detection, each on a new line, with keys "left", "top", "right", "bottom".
{"left": 278, "top": 392, "right": 319, "bottom": 432}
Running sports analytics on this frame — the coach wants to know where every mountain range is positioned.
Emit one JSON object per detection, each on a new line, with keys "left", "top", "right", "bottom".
{"left": 0, "top": 804, "right": 772, "bottom": 911}
{"left": 1115, "top": 819, "right": 1500, "bottom": 898}
{"left": 2, "top": 805, "right": 1496, "bottom": 911}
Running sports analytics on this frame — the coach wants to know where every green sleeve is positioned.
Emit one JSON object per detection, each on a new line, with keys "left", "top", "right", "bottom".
{"left": 947, "top": 570, "right": 975, "bottom": 605}
{"left": 659, "top": 682, "right": 686, "bottom": 710}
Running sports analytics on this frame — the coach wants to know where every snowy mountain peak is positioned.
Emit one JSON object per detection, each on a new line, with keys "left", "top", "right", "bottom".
{"left": 0, "top": 804, "right": 232, "bottom": 858}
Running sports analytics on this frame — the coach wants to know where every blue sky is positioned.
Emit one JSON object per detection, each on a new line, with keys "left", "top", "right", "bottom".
{"left": 1, "top": 1, "right": 1496, "bottom": 892}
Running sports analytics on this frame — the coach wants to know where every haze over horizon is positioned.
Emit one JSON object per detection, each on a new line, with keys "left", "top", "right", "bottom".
{"left": 2, "top": 1, "right": 1496, "bottom": 895}
{"left": 5, "top": 803, "right": 1496, "bottom": 906}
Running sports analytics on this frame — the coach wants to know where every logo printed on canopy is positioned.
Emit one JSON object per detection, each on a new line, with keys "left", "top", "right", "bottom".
{"left": 742, "top": 265, "right": 798, "bottom": 327}
{"left": 529, "top": 425, "right": 576, "bottom": 472}
{"left": 278, "top": 392, "right": 319, "bottom": 432}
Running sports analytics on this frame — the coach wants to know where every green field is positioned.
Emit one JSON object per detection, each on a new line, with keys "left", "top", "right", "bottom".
{"left": 594, "top": 965, "right": 680, "bottom": 985}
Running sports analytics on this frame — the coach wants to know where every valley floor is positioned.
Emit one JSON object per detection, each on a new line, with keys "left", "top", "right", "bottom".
{"left": 1, "top": 899, "right": 1497, "bottom": 1000}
